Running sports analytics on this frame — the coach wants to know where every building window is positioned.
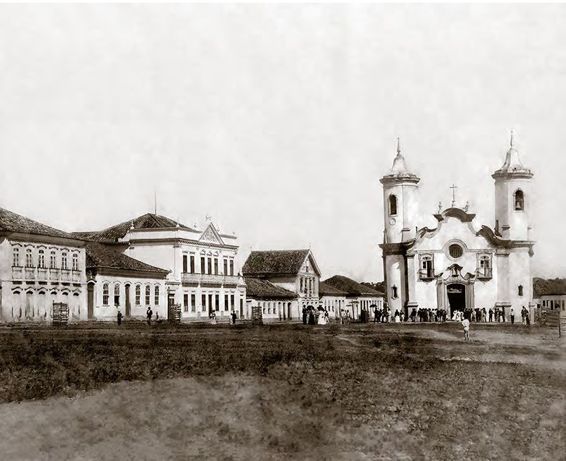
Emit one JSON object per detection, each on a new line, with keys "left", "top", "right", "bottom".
{"left": 72, "top": 253, "right": 79, "bottom": 271}
{"left": 223, "top": 258, "right": 228, "bottom": 275}
{"left": 145, "top": 285, "right": 151, "bottom": 305}
{"left": 389, "top": 194, "right": 398, "bottom": 216}
{"left": 419, "top": 254, "right": 434, "bottom": 279}
{"left": 190, "top": 255, "right": 195, "bottom": 273}
{"left": 13, "top": 247, "right": 20, "bottom": 267}
{"left": 202, "top": 294, "right": 207, "bottom": 312}
{"left": 391, "top": 285, "right": 398, "bottom": 299}
{"left": 191, "top": 294, "right": 196, "bottom": 312}
{"left": 182, "top": 255, "right": 188, "bottom": 273}
{"left": 114, "top": 284, "right": 120, "bottom": 306}
{"left": 514, "top": 189, "right": 524, "bottom": 211}
{"left": 38, "top": 250, "right": 45, "bottom": 268}
{"left": 448, "top": 244, "right": 463, "bottom": 259}
{"left": 135, "top": 285, "right": 141, "bottom": 305}
{"left": 200, "top": 256, "right": 205, "bottom": 274}
{"left": 208, "top": 294, "right": 213, "bottom": 313}
{"left": 230, "top": 259, "right": 234, "bottom": 276}
{"left": 231, "top": 294, "right": 235, "bottom": 311}
{"left": 50, "top": 251, "right": 57, "bottom": 269}
{"left": 183, "top": 294, "right": 189, "bottom": 312}
{"left": 225, "top": 294, "right": 229, "bottom": 311}
{"left": 26, "top": 248, "right": 33, "bottom": 267}
{"left": 61, "top": 252, "right": 68, "bottom": 270}
{"left": 154, "top": 286, "right": 160, "bottom": 305}
{"left": 215, "top": 294, "right": 219, "bottom": 311}
{"left": 214, "top": 258, "right": 219, "bottom": 275}
{"left": 518, "top": 285, "right": 523, "bottom": 297}
{"left": 208, "top": 258, "right": 213, "bottom": 275}
{"left": 478, "top": 254, "right": 492, "bottom": 278}
{"left": 102, "top": 283, "right": 109, "bottom": 305}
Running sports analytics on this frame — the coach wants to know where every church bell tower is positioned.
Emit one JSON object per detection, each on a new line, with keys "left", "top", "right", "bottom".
{"left": 380, "top": 138, "right": 420, "bottom": 243}
{"left": 492, "top": 133, "right": 533, "bottom": 241}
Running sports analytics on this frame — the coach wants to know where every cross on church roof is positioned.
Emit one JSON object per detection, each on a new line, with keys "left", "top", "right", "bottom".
{"left": 450, "top": 184, "right": 458, "bottom": 207}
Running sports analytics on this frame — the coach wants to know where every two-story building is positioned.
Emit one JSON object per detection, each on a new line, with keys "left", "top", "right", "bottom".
{"left": 242, "top": 249, "right": 320, "bottom": 319}
{"left": 75, "top": 213, "right": 246, "bottom": 321}
{"left": 0, "top": 207, "right": 87, "bottom": 323}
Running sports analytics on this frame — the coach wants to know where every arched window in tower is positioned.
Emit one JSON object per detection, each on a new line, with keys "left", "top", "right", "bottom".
{"left": 391, "top": 285, "right": 398, "bottom": 299}
{"left": 514, "top": 189, "right": 524, "bottom": 211}
{"left": 389, "top": 195, "right": 398, "bottom": 216}
{"left": 518, "top": 285, "right": 524, "bottom": 297}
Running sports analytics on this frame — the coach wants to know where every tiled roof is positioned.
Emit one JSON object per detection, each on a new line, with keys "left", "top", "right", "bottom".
{"left": 319, "top": 281, "right": 348, "bottom": 296}
{"left": 244, "top": 277, "right": 298, "bottom": 300}
{"left": 0, "top": 207, "right": 75, "bottom": 240}
{"left": 73, "top": 213, "right": 194, "bottom": 242}
{"left": 323, "top": 275, "right": 385, "bottom": 297}
{"left": 242, "top": 250, "right": 310, "bottom": 276}
{"left": 533, "top": 277, "right": 566, "bottom": 297}
{"left": 85, "top": 242, "right": 169, "bottom": 276}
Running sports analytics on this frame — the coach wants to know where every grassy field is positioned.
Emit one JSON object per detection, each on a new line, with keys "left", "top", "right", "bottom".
{"left": 0, "top": 322, "right": 564, "bottom": 460}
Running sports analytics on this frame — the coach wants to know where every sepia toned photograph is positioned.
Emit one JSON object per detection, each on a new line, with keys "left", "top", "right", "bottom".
{"left": 0, "top": 3, "right": 564, "bottom": 460}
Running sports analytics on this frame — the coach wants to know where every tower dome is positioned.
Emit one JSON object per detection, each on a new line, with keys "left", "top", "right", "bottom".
{"left": 492, "top": 131, "right": 533, "bottom": 179}
{"left": 380, "top": 138, "right": 420, "bottom": 184}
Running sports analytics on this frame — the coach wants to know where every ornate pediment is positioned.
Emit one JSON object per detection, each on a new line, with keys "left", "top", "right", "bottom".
{"left": 199, "top": 223, "right": 225, "bottom": 245}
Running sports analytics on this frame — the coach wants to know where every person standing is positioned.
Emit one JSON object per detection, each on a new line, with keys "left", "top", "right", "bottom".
{"left": 231, "top": 310, "right": 237, "bottom": 325}
{"left": 374, "top": 307, "right": 379, "bottom": 323}
{"left": 302, "top": 307, "right": 307, "bottom": 325}
{"left": 462, "top": 317, "right": 470, "bottom": 341}
{"left": 117, "top": 309, "right": 123, "bottom": 326}
{"left": 510, "top": 307, "right": 515, "bottom": 325}
{"left": 146, "top": 306, "right": 153, "bottom": 326}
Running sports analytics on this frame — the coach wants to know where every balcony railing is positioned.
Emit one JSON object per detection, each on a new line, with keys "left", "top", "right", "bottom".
{"left": 181, "top": 272, "right": 240, "bottom": 286}
{"left": 476, "top": 269, "right": 493, "bottom": 280}
{"left": 11, "top": 266, "right": 82, "bottom": 284}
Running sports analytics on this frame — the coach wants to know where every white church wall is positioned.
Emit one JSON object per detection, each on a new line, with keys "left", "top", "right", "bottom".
{"left": 507, "top": 249, "right": 532, "bottom": 312}
{"left": 385, "top": 254, "right": 404, "bottom": 312}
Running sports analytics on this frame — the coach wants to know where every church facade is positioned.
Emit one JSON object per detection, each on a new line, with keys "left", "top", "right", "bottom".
{"left": 379, "top": 137, "right": 535, "bottom": 320}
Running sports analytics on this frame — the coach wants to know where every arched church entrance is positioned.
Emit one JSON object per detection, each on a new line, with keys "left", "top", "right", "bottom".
{"left": 447, "top": 284, "right": 465, "bottom": 317}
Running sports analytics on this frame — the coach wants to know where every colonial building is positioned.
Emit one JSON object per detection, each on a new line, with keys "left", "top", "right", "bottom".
{"left": 84, "top": 242, "right": 169, "bottom": 321}
{"left": 379, "top": 136, "right": 535, "bottom": 319}
{"left": 244, "top": 277, "right": 298, "bottom": 321}
{"left": 0, "top": 207, "right": 87, "bottom": 323}
{"left": 242, "top": 249, "right": 320, "bottom": 319}
{"left": 76, "top": 213, "right": 246, "bottom": 321}
{"left": 318, "top": 281, "right": 347, "bottom": 319}
{"left": 322, "top": 275, "right": 384, "bottom": 319}
{"left": 533, "top": 278, "right": 566, "bottom": 314}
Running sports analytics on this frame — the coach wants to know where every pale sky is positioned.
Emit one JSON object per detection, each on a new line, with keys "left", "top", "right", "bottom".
{"left": 0, "top": 4, "right": 565, "bottom": 281}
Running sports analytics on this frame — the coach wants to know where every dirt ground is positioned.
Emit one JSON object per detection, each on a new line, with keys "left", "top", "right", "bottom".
{"left": 0, "top": 322, "right": 564, "bottom": 460}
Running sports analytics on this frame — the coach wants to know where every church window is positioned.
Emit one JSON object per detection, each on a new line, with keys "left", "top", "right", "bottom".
{"left": 518, "top": 285, "right": 523, "bottom": 297}
{"left": 478, "top": 255, "right": 492, "bottom": 278}
{"left": 514, "top": 190, "right": 524, "bottom": 211}
{"left": 419, "top": 254, "right": 434, "bottom": 279}
{"left": 102, "top": 283, "right": 109, "bottom": 305}
{"left": 154, "top": 286, "right": 160, "bottom": 305}
{"left": 389, "top": 195, "right": 398, "bottom": 216}
{"left": 391, "top": 285, "right": 398, "bottom": 299}
{"left": 448, "top": 244, "right": 463, "bottom": 259}
{"left": 135, "top": 285, "right": 141, "bottom": 305}
{"left": 13, "top": 247, "right": 20, "bottom": 267}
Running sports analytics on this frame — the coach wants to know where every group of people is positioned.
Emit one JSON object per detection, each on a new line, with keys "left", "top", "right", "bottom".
{"left": 302, "top": 306, "right": 330, "bottom": 325}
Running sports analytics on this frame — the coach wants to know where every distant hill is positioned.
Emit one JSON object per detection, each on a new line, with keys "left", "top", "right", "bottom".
{"left": 533, "top": 277, "right": 566, "bottom": 297}
{"left": 361, "top": 281, "right": 386, "bottom": 294}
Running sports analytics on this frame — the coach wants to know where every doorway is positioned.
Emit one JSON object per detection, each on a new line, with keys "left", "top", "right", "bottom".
{"left": 125, "top": 284, "right": 131, "bottom": 317}
{"left": 447, "top": 284, "right": 466, "bottom": 316}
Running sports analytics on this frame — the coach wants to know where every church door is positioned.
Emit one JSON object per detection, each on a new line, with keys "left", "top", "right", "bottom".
{"left": 447, "top": 284, "right": 466, "bottom": 316}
